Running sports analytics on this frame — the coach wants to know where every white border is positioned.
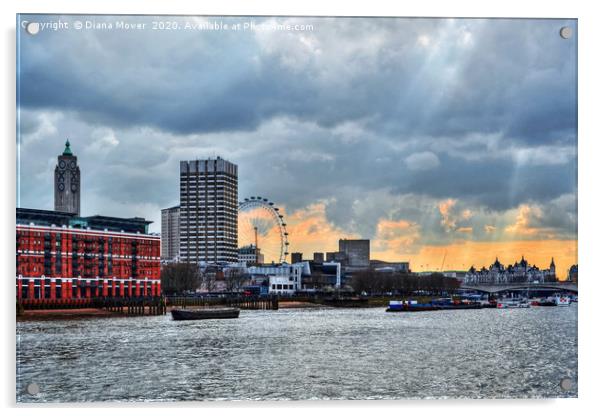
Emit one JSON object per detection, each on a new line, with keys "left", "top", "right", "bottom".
{"left": 2, "top": 0, "right": 601, "bottom": 415}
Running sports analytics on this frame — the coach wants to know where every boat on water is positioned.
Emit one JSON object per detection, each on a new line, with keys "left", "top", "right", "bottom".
{"left": 170, "top": 307, "right": 240, "bottom": 320}
{"left": 386, "top": 300, "right": 439, "bottom": 312}
{"left": 497, "top": 299, "right": 530, "bottom": 309}
{"left": 386, "top": 298, "right": 482, "bottom": 312}
{"left": 432, "top": 298, "right": 482, "bottom": 310}
{"left": 531, "top": 297, "right": 557, "bottom": 307}
{"left": 479, "top": 300, "right": 498, "bottom": 308}
{"left": 555, "top": 296, "right": 571, "bottom": 307}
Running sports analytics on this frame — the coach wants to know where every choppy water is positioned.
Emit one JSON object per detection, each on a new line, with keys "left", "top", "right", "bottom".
{"left": 16, "top": 305, "right": 577, "bottom": 402}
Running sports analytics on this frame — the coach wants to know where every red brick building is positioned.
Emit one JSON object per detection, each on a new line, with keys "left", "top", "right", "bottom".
{"left": 16, "top": 208, "right": 161, "bottom": 304}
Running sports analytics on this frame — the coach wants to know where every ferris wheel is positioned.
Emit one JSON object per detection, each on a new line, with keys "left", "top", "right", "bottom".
{"left": 238, "top": 196, "right": 289, "bottom": 264}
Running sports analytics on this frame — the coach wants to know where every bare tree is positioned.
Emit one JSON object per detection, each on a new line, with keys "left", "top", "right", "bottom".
{"left": 160, "top": 262, "right": 201, "bottom": 295}
{"left": 200, "top": 269, "right": 217, "bottom": 292}
{"left": 224, "top": 268, "right": 247, "bottom": 292}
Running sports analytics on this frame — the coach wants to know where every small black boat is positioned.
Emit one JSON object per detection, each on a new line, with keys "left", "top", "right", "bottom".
{"left": 171, "top": 308, "right": 240, "bottom": 320}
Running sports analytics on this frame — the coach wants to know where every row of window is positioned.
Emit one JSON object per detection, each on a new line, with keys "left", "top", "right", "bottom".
{"left": 272, "top": 284, "right": 295, "bottom": 290}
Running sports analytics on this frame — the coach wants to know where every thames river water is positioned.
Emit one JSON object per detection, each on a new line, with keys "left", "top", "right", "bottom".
{"left": 16, "top": 305, "right": 577, "bottom": 402}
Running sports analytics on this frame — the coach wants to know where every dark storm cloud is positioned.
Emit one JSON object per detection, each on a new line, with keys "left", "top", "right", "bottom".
{"left": 19, "top": 17, "right": 576, "bottom": 141}
{"left": 17, "top": 15, "right": 577, "bottom": 240}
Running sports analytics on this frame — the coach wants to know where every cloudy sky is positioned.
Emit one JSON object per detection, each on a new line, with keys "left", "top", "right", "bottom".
{"left": 17, "top": 15, "right": 577, "bottom": 277}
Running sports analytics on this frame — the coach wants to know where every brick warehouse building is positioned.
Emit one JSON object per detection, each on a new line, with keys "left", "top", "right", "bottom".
{"left": 16, "top": 208, "right": 161, "bottom": 304}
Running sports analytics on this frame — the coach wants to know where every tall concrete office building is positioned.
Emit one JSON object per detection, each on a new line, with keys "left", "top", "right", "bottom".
{"left": 160, "top": 205, "right": 180, "bottom": 261}
{"left": 339, "top": 239, "right": 370, "bottom": 268}
{"left": 179, "top": 157, "right": 238, "bottom": 264}
{"left": 54, "top": 140, "right": 81, "bottom": 215}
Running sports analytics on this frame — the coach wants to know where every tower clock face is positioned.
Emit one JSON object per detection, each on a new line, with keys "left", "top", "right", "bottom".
{"left": 69, "top": 160, "right": 76, "bottom": 169}
{"left": 59, "top": 160, "right": 66, "bottom": 169}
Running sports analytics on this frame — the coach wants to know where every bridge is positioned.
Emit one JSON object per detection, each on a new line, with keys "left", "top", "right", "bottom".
{"left": 460, "top": 282, "right": 578, "bottom": 294}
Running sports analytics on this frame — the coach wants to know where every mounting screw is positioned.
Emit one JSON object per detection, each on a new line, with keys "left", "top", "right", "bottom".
{"left": 559, "top": 27, "right": 572, "bottom": 39}
{"left": 26, "top": 383, "right": 40, "bottom": 395}
{"left": 559, "top": 377, "right": 573, "bottom": 391}
{"left": 25, "top": 22, "right": 40, "bottom": 35}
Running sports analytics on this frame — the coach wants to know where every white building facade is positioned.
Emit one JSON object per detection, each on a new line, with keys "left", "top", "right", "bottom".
{"left": 463, "top": 256, "right": 557, "bottom": 285}
{"left": 247, "top": 263, "right": 307, "bottom": 294}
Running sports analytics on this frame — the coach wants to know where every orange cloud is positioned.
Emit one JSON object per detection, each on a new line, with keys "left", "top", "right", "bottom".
{"left": 278, "top": 202, "right": 577, "bottom": 280}
{"left": 403, "top": 239, "right": 577, "bottom": 280}
{"left": 284, "top": 202, "right": 359, "bottom": 258}
{"left": 439, "top": 198, "right": 457, "bottom": 231}
{"left": 504, "top": 204, "right": 554, "bottom": 238}
{"left": 372, "top": 219, "right": 421, "bottom": 257}
{"left": 461, "top": 209, "right": 473, "bottom": 220}
{"left": 484, "top": 225, "right": 496, "bottom": 233}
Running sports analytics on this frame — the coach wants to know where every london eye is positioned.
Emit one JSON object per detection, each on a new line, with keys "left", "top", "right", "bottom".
{"left": 238, "top": 196, "right": 289, "bottom": 264}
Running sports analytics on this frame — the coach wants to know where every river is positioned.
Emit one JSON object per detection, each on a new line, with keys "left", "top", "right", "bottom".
{"left": 16, "top": 304, "right": 578, "bottom": 401}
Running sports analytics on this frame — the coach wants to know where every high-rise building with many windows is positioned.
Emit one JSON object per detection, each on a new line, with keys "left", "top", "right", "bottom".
{"left": 179, "top": 157, "right": 238, "bottom": 264}
{"left": 160, "top": 205, "right": 180, "bottom": 262}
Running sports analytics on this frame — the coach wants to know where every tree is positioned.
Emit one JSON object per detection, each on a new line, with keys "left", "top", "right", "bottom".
{"left": 200, "top": 269, "right": 217, "bottom": 292}
{"left": 349, "top": 270, "right": 460, "bottom": 295}
{"left": 224, "top": 268, "right": 247, "bottom": 292}
{"left": 160, "top": 262, "right": 201, "bottom": 295}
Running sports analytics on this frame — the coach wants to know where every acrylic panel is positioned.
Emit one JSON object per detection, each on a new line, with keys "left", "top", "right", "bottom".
{"left": 16, "top": 15, "right": 577, "bottom": 402}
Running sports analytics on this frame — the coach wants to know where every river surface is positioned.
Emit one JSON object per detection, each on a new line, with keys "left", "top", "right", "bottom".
{"left": 16, "top": 305, "right": 577, "bottom": 402}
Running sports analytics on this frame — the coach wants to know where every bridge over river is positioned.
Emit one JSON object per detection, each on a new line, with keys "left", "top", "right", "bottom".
{"left": 460, "top": 282, "right": 578, "bottom": 294}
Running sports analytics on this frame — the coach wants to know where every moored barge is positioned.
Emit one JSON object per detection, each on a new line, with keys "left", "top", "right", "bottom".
{"left": 171, "top": 307, "right": 240, "bottom": 320}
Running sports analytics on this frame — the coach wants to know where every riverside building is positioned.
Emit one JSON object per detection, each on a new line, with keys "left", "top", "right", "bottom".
{"left": 179, "top": 157, "right": 238, "bottom": 264}
{"left": 16, "top": 208, "right": 161, "bottom": 302}
{"left": 160, "top": 205, "right": 180, "bottom": 262}
{"left": 463, "top": 256, "right": 557, "bottom": 285}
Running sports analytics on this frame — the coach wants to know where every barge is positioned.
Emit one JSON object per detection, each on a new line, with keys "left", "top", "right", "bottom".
{"left": 171, "top": 307, "right": 240, "bottom": 320}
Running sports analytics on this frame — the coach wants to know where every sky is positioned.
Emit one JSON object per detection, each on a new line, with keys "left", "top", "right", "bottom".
{"left": 17, "top": 15, "right": 577, "bottom": 277}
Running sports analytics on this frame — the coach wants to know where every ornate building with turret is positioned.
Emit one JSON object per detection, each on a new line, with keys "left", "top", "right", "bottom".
{"left": 463, "top": 256, "right": 557, "bottom": 285}
{"left": 54, "top": 140, "right": 80, "bottom": 215}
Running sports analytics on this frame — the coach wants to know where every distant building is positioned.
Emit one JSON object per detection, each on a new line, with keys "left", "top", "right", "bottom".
{"left": 371, "top": 260, "right": 410, "bottom": 273}
{"left": 246, "top": 263, "right": 306, "bottom": 295}
{"left": 16, "top": 208, "right": 161, "bottom": 302}
{"left": 339, "top": 239, "right": 370, "bottom": 268}
{"left": 463, "top": 256, "right": 557, "bottom": 285}
{"left": 326, "top": 251, "right": 346, "bottom": 263}
{"left": 179, "top": 157, "right": 238, "bottom": 264}
{"left": 238, "top": 244, "right": 264, "bottom": 265}
{"left": 54, "top": 140, "right": 81, "bottom": 215}
{"left": 160, "top": 205, "right": 180, "bottom": 262}
{"left": 568, "top": 264, "right": 578, "bottom": 283}
{"left": 291, "top": 252, "right": 303, "bottom": 264}
{"left": 301, "top": 261, "right": 344, "bottom": 290}
{"left": 313, "top": 252, "right": 324, "bottom": 264}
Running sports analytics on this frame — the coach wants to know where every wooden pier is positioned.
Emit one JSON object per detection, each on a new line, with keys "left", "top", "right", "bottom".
{"left": 18, "top": 296, "right": 167, "bottom": 316}
{"left": 18, "top": 295, "right": 278, "bottom": 316}
{"left": 167, "top": 295, "right": 279, "bottom": 310}
{"left": 102, "top": 296, "right": 167, "bottom": 316}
